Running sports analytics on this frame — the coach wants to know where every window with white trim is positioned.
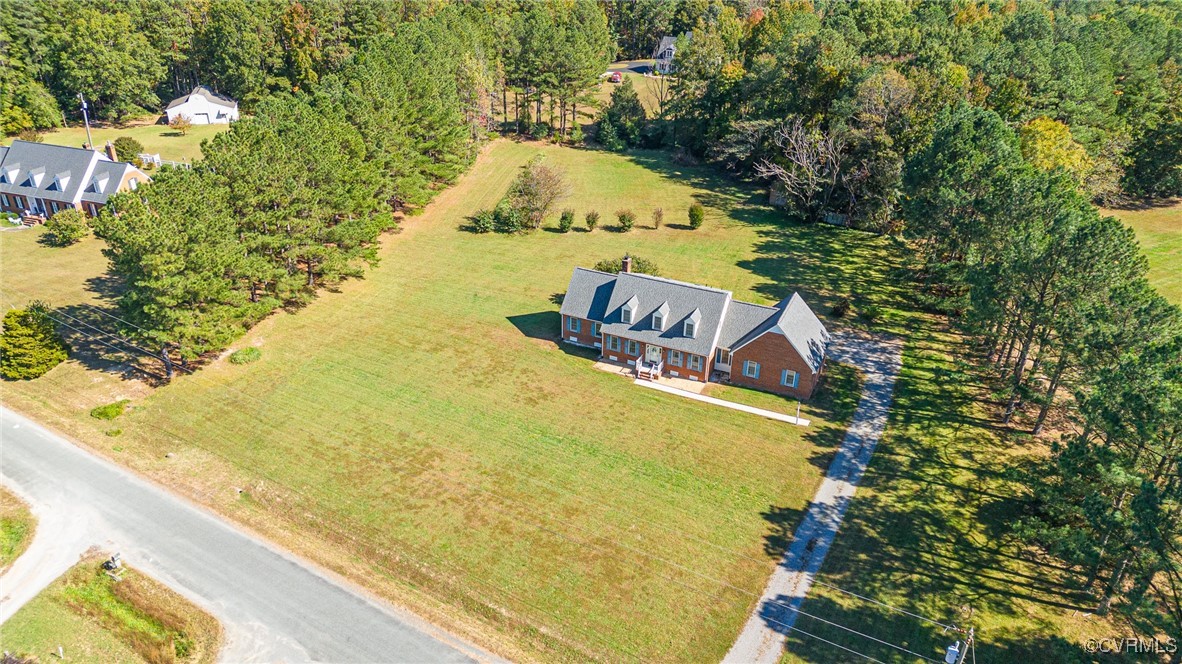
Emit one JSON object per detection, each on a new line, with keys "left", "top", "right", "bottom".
{"left": 669, "top": 350, "right": 682, "bottom": 367}
{"left": 684, "top": 320, "right": 696, "bottom": 338}
{"left": 607, "top": 335, "right": 621, "bottom": 351}
{"left": 653, "top": 312, "right": 664, "bottom": 330}
{"left": 715, "top": 348, "right": 730, "bottom": 365}
{"left": 743, "top": 360, "right": 760, "bottom": 378}
{"left": 625, "top": 339, "right": 640, "bottom": 355}
{"left": 687, "top": 354, "right": 703, "bottom": 371}
{"left": 1, "top": 194, "right": 9, "bottom": 208}
{"left": 568, "top": 317, "right": 581, "bottom": 332}
{"left": 781, "top": 369, "right": 799, "bottom": 388}
{"left": 591, "top": 322, "right": 601, "bottom": 337}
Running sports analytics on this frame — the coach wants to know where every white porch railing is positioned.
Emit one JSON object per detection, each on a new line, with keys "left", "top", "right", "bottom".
{"left": 636, "top": 359, "right": 664, "bottom": 380}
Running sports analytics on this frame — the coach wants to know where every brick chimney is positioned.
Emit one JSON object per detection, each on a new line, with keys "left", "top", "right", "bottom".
{"left": 621, "top": 254, "right": 632, "bottom": 273}
{"left": 104, "top": 141, "right": 117, "bottom": 162}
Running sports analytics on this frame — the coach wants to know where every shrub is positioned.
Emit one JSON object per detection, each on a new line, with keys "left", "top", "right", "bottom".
{"left": 0, "top": 302, "right": 69, "bottom": 380}
{"left": 529, "top": 122, "right": 551, "bottom": 140}
{"left": 112, "top": 136, "right": 144, "bottom": 161}
{"left": 493, "top": 199, "right": 526, "bottom": 233}
{"left": 593, "top": 255, "right": 660, "bottom": 276}
{"left": 616, "top": 209, "right": 635, "bottom": 232}
{"left": 90, "top": 399, "right": 130, "bottom": 421}
{"left": 43, "top": 208, "right": 90, "bottom": 246}
{"left": 652, "top": 207, "right": 663, "bottom": 229}
{"left": 169, "top": 113, "right": 192, "bottom": 135}
{"left": 585, "top": 210, "right": 600, "bottom": 231}
{"left": 558, "top": 209, "right": 575, "bottom": 233}
{"left": 229, "top": 347, "right": 261, "bottom": 364}
{"left": 831, "top": 297, "right": 852, "bottom": 318}
{"left": 470, "top": 208, "right": 496, "bottom": 233}
{"left": 597, "top": 120, "right": 624, "bottom": 151}
{"left": 860, "top": 303, "right": 883, "bottom": 322}
{"left": 569, "top": 124, "right": 585, "bottom": 144}
{"left": 688, "top": 202, "right": 705, "bottom": 230}
{"left": 16, "top": 128, "right": 42, "bottom": 143}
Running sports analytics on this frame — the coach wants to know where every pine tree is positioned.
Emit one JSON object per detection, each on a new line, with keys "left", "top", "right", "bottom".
{"left": 0, "top": 302, "right": 68, "bottom": 380}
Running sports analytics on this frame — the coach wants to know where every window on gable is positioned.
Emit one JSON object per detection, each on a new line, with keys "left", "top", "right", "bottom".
{"left": 684, "top": 320, "right": 696, "bottom": 338}
{"left": 653, "top": 312, "right": 664, "bottom": 330}
{"left": 743, "top": 360, "right": 760, "bottom": 379}
{"left": 568, "top": 317, "right": 581, "bottom": 333}
{"left": 781, "top": 369, "right": 799, "bottom": 388}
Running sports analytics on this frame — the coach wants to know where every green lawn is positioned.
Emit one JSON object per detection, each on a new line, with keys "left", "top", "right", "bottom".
{"left": 4, "top": 120, "right": 226, "bottom": 163}
{"left": 0, "top": 486, "right": 35, "bottom": 570}
{"left": 0, "top": 140, "right": 895, "bottom": 661}
{"left": 1102, "top": 201, "right": 1182, "bottom": 304}
{"left": 0, "top": 557, "right": 221, "bottom": 663}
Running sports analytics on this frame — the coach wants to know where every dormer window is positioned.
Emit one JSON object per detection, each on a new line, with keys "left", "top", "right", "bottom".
{"left": 684, "top": 308, "right": 701, "bottom": 338}
{"left": 621, "top": 295, "right": 639, "bottom": 325}
{"left": 652, "top": 302, "right": 669, "bottom": 331}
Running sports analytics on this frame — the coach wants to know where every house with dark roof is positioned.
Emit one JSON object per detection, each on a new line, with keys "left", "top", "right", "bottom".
{"left": 0, "top": 140, "right": 149, "bottom": 220}
{"left": 559, "top": 257, "right": 830, "bottom": 398}
{"left": 165, "top": 86, "right": 239, "bottom": 125}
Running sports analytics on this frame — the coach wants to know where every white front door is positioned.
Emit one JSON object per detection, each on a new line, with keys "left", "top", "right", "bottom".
{"left": 645, "top": 344, "right": 663, "bottom": 364}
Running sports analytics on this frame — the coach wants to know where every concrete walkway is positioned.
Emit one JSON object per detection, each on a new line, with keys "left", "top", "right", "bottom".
{"left": 724, "top": 330, "right": 903, "bottom": 663}
{"left": 634, "top": 379, "right": 810, "bottom": 426}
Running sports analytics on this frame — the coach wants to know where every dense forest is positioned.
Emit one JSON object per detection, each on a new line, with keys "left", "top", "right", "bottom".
{"left": 2, "top": 0, "right": 1179, "bottom": 645}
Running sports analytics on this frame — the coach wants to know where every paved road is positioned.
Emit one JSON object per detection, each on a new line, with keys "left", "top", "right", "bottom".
{"left": 0, "top": 406, "right": 496, "bottom": 663}
{"left": 724, "top": 331, "right": 903, "bottom": 663}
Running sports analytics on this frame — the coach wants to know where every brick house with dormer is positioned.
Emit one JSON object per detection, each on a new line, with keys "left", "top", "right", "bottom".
{"left": 559, "top": 257, "right": 830, "bottom": 399}
{"left": 0, "top": 140, "right": 149, "bottom": 220}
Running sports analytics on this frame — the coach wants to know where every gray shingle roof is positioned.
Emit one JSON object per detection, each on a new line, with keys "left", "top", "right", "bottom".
{"left": 559, "top": 268, "right": 617, "bottom": 321}
{"left": 166, "top": 85, "right": 238, "bottom": 111}
{"left": 560, "top": 266, "right": 830, "bottom": 372}
{"left": 729, "top": 293, "right": 830, "bottom": 372}
{"left": 599, "top": 272, "right": 731, "bottom": 357}
{"left": 0, "top": 140, "right": 105, "bottom": 204}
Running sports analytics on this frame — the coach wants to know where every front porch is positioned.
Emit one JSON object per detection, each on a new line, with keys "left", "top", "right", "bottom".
{"left": 592, "top": 360, "right": 708, "bottom": 394}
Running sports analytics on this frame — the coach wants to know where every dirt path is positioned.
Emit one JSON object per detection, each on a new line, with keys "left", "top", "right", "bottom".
{"left": 724, "top": 330, "right": 903, "bottom": 663}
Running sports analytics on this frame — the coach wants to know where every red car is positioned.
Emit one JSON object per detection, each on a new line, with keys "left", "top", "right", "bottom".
{"left": 608, "top": 72, "right": 622, "bottom": 83}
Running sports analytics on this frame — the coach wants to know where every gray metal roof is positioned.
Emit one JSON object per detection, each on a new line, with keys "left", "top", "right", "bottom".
{"left": 729, "top": 293, "right": 830, "bottom": 372}
{"left": 599, "top": 272, "right": 731, "bottom": 357}
{"left": 166, "top": 85, "right": 238, "bottom": 110}
{"left": 0, "top": 140, "right": 105, "bottom": 204}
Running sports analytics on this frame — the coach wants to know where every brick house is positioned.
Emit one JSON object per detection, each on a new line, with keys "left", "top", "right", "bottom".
{"left": 559, "top": 257, "right": 830, "bottom": 399}
{"left": 0, "top": 140, "right": 149, "bottom": 220}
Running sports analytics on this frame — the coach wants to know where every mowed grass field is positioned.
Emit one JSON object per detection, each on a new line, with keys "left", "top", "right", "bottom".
{"left": 0, "top": 141, "right": 903, "bottom": 661}
{"left": 3, "top": 119, "right": 225, "bottom": 163}
{"left": 1102, "top": 201, "right": 1182, "bottom": 304}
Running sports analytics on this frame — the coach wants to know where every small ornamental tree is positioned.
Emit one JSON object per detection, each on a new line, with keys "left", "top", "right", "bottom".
{"left": 585, "top": 210, "right": 600, "bottom": 231}
{"left": 616, "top": 209, "right": 635, "bottom": 232}
{"left": 0, "top": 302, "right": 69, "bottom": 380}
{"left": 688, "top": 202, "right": 705, "bottom": 229}
{"left": 43, "top": 208, "right": 89, "bottom": 246}
{"left": 169, "top": 113, "right": 192, "bottom": 135}
{"left": 652, "top": 207, "right": 663, "bottom": 229}
{"left": 593, "top": 255, "right": 660, "bottom": 276}
{"left": 509, "top": 157, "right": 569, "bottom": 230}
{"left": 112, "top": 136, "right": 145, "bottom": 161}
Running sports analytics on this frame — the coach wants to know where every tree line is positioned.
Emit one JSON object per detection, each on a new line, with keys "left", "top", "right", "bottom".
{"left": 631, "top": 0, "right": 1182, "bottom": 226}
{"left": 92, "top": 7, "right": 506, "bottom": 359}
{"left": 909, "top": 102, "right": 1181, "bottom": 639}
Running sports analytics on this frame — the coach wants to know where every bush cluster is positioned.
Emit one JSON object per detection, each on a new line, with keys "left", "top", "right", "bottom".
{"left": 616, "top": 209, "right": 635, "bottom": 232}
{"left": 229, "top": 347, "right": 262, "bottom": 364}
{"left": 90, "top": 399, "right": 130, "bottom": 420}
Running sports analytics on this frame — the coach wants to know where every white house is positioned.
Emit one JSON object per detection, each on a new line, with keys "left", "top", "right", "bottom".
{"left": 164, "top": 86, "right": 239, "bottom": 125}
{"left": 652, "top": 32, "right": 691, "bottom": 75}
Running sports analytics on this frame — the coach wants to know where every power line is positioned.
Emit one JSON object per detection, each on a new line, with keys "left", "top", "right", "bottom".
{"left": 4, "top": 296, "right": 960, "bottom": 661}
{"left": 785, "top": 623, "right": 889, "bottom": 664}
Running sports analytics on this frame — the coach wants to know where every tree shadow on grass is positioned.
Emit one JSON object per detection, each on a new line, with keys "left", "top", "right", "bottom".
{"left": 506, "top": 311, "right": 600, "bottom": 361}
{"left": 52, "top": 304, "right": 164, "bottom": 383}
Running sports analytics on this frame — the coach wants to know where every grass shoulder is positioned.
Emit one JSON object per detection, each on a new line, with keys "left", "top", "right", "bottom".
{"left": 0, "top": 553, "right": 222, "bottom": 664}
{"left": 0, "top": 486, "right": 35, "bottom": 570}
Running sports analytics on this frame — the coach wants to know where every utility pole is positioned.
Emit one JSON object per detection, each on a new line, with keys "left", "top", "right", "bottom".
{"left": 77, "top": 93, "right": 94, "bottom": 150}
